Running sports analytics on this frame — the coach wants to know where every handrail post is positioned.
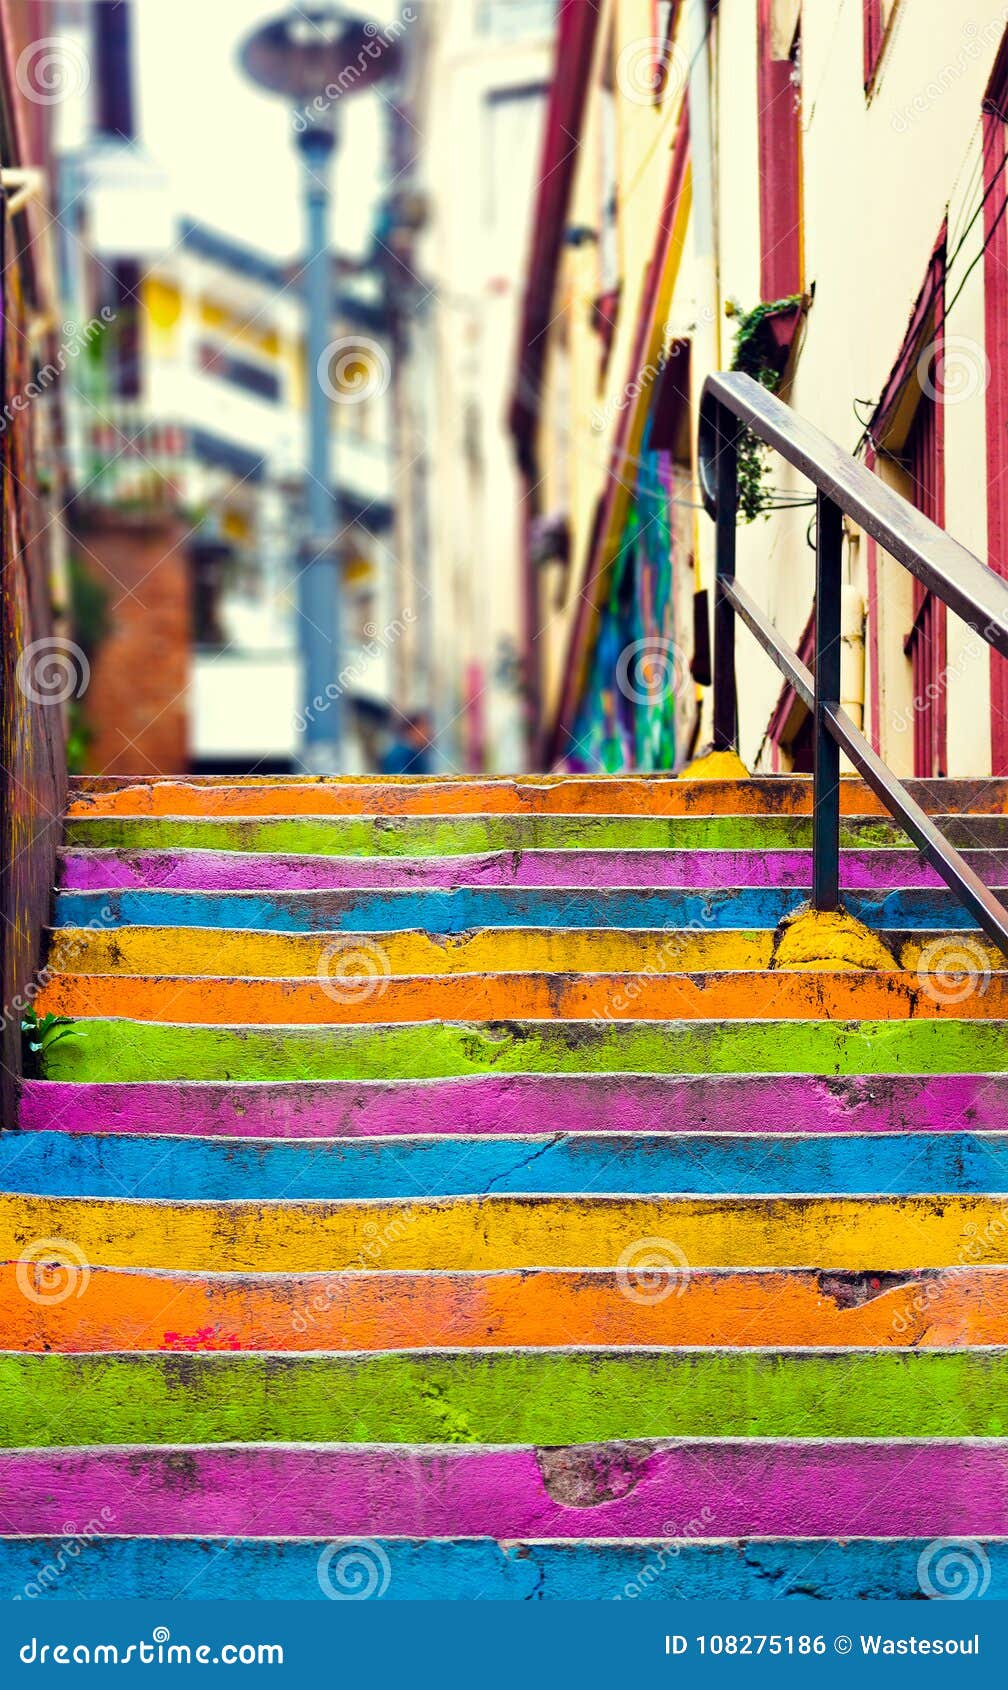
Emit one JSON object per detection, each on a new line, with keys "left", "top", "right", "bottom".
{"left": 813, "top": 493, "right": 843, "bottom": 911}
{"left": 713, "top": 405, "right": 738, "bottom": 750}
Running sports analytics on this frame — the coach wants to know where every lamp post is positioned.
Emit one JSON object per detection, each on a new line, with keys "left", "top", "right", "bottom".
{"left": 239, "top": 7, "right": 398, "bottom": 772}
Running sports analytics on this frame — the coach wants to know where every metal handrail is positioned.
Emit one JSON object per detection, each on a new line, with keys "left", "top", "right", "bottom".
{"left": 699, "top": 370, "right": 1008, "bottom": 954}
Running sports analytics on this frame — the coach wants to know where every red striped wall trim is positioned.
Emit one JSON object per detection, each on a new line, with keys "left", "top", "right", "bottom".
{"left": 865, "top": 443, "right": 881, "bottom": 753}
{"left": 863, "top": 0, "right": 884, "bottom": 91}
{"left": 765, "top": 604, "right": 815, "bottom": 759}
{"left": 983, "top": 38, "right": 1008, "bottom": 773}
{"left": 509, "top": 0, "right": 603, "bottom": 471}
{"left": 757, "top": 0, "right": 803, "bottom": 300}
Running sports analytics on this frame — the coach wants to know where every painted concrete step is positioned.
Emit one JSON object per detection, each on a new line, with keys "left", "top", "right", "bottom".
{"left": 61, "top": 812, "right": 1008, "bottom": 855}
{"left": 48, "top": 926, "right": 779, "bottom": 977}
{"left": 20, "top": 1073, "right": 1008, "bottom": 1138}
{"left": 4, "top": 1191, "right": 1008, "bottom": 1271}
{"left": 45, "top": 924, "right": 1008, "bottom": 984}
{"left": 66, "top": 773, "right": 1008, "bottom": 818}
{"left": 51, "top": 885, "right": 1004, "bottom": 931}
{"left": 4, "top": 1263, "right": 1004, "bottom": 1352}
{"left": 4, "top": 1351, "right": 1008, "bottom": 1445}
{"left": 34, "top": 970, "right": 1008, "bottom": 1027}
{"left": 8, "top": 1130, "right": 1008, "bottom": 1200}
{"left": 2, "top": 1441, "right": 1007, "bottom": 1537}
{"left": 57, "top": 846, "right": 1008, "bottom": 893}
{"left": 4, "top": 1535, "right": 1005, "bottom": 1601}
{"left": 34, "top": 1017, "right": 1008, "bottom": 1084}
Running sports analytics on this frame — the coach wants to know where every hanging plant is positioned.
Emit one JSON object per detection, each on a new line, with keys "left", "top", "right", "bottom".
{"left": 727, "top": 295, "right": 806, "bottom": 521}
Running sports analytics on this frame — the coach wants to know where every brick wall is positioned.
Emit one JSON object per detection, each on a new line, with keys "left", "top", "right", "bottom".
{"left": 72, "top": 511, "right": 191, "bottom": 775}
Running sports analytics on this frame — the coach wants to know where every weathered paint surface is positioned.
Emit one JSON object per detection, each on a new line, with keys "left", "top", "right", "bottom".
{"left": 7, "top": 1129, "right": 1008, "bottom": 1199}
{"left": 36, "top": 1017, "right": 1008, "bottom": 1083}
{"left": 3, "top": 1442, "right": 1008, "bottom": 1537}
{"left": 3, "top": 1535, "right": 1007, "bottom": 1600}
{"left": 58, "top": 845, "right": 1008, "bottom": 893}
{"left": 46, "top": 925, "right": 777, "bottom": 978}
{"left": 53, "top": 884, "right": 996, "bottom": 932}
{"left": 20, "top": 1074, "right": 1008, "bottom": 1138}
{"left": 11, "top": 771, "right": 1008, "bottom": 1596}
{"left": 35, "top": 968, "right": 1008, "bottom": 1026}
{"left": 3, "top": 1263, "right": 1005, "bottom": 1352}
{"left": 65, "top": 773, "right": 1008, "bottom": 817}
{"left": 5, "top": 1191, "right": 1008, "bottom": 1271}
{"left": 4, "top": 1351, "right": 1008, "bottom": 1445}
{"left": 62, "top": 811, "right": 1008, "bottom": 857}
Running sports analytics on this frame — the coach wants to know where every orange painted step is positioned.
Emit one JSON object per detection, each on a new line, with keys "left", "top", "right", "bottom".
{"left": 34, "top": 967, "right": 1008, "bottom": 1025}
{"left": 1, "top": 1263, "right": 1003, "bottom": 1353}
{"left": 64, "top": 776, "right": 1008, "bottom": 820}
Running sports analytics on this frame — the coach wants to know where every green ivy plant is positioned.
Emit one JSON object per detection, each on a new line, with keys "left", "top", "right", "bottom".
{"left": 728, "top": 295, "right": 805, "bottom": 521}
{"left": 21, "top": 1009, "right": 83, "bottom": 1078}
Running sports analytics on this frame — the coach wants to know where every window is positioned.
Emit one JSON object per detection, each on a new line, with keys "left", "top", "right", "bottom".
{"left": 903, "top": 381, "right": 946, "bottom": 777}
{"left": 483, "top": 84, "right": 548, "bottom": 269}
{"left": 477, "top": 0, "right": 556, "bottom": 41}
{"left": 865, "top": 232, "right": 947, "bottom": 776}
{"left": 197, "top": 341, "right": 280, "bottom": 403}
{"left": 864, "top": 0, "right": 898, "bottom": 94}
{"left": 757, "top": 0, "right": 803, "bottom": 301}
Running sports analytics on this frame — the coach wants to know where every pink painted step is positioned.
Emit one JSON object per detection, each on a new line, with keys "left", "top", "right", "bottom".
{"left": 1, "top": 1442, "right": 1005, "bottom": 1538}
{"left": 18, "top": 1073, "right": 1007, "bottom": 1138}
{"left": 57, "top": 847, "right": 1008, "bottom": 894}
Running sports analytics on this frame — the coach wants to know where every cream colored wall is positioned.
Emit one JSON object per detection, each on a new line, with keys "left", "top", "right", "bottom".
{"left": 723, "top": 0, "right": 1005, "bottom": 772}
{"left": 537, "top": 0, "right": 1008, "bottom": 775}
{"left": 416, "top": 0, "right": 556, "bottom": 771}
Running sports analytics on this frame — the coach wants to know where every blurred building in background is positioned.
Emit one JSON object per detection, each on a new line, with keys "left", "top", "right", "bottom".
{"left": 52, "top": 0, "right": 397, "bottom": 775}
{"left": 381, "top": 0, "right": 556, "bottom": 773}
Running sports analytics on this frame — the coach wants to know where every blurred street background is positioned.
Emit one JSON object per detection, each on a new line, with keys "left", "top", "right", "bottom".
{"left": 9, "top": 0, "right": 557, "bottom": 779}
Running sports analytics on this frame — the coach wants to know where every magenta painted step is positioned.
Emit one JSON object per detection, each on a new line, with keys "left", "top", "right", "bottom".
{"left": 18, "top": 1073, "right": 1008, "bottom": 1138}
{"left": 57, "top": 847, "right": 1008, "bottom": 894}
{"left": 1, "top": 1443, "right": 1004, "bottom": 1538}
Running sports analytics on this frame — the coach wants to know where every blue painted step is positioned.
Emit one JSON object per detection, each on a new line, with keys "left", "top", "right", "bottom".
{"left": 5, "top": 1131, "right": 1008, "bottom": 1200}
{"left": 53, "top": 885, "right": 994, "bottom": 932}
{"left": 0, "top": 1536, "right": 1004, "bottom": 1600}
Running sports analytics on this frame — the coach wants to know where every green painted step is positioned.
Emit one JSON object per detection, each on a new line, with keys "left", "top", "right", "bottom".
{"left": 64, "top": 812, "right": 996, "bottom": 856}
{"left": 39, "top": 1016, "right": 1008, "bottom": 1083}
{"left": 4, "top": 1351, "right": 1008, "bottom": 1445}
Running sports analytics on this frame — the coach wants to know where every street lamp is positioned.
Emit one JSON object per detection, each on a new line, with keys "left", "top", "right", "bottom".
{"left": 239, "top": 7, "right": 399, "bottom": 773}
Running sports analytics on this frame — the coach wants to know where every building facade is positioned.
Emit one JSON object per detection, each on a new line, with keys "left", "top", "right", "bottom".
{"left": 515, "top": 0, "right": 1008, "bottom": 779}
{"left": 390, "top": 0, "right": 557, "bottom": 773}
{"left": 52, "top": 0, "right": 398, "bottom": 775}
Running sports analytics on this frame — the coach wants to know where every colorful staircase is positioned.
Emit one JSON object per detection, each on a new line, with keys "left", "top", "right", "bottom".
{"left": 2, "top": 772, "right": 1008, "bottom": 1600}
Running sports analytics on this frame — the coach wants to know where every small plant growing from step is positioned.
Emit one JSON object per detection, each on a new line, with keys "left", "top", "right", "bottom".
{"left": 21, "top": 1009, "right": 83, "bottom": 1079}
